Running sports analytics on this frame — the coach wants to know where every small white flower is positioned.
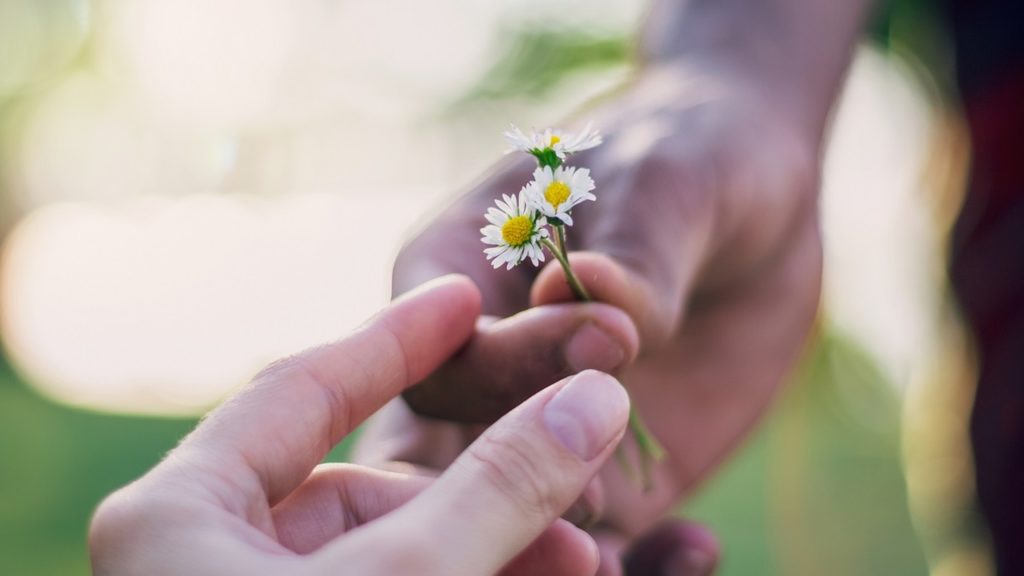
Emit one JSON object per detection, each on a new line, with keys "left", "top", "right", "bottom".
{"left": 480, "top": 192, "right": 549, "bottom": 270}
{"left": 550, "top": 122, "right": 602, "bottom": 158}
{"left": 504, "top": 122, "right": 603, "bottom": 160}
{"left": 524, "top": 165, "right": 596, "bottom": 226}
{"left": 503, "top": 125, "right": 549, "bottom": 154}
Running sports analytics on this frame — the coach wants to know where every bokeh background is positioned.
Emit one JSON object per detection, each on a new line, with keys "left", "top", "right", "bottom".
{"left": 0, "top": 1, "right": 990, "bottom": 574}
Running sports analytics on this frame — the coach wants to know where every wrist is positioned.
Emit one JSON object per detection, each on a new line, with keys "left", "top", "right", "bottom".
{"left": 639, "top": 0, "right": 874, "bottom": 140}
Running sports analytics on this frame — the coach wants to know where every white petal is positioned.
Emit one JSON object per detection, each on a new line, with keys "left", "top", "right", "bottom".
{"left": 481, "top": 226, "right": 503, "bottom": 242}
{"left": 562, "top": 122, "right": 602, "bottom": 153}
{"left": 571, "top": 169, "right": 595, "bottom": 194}
{"left": 503, "top": 125, "right": 534, "bottom": 151}
{"left": 485, "top": 211, "right": 506, "bottom": 226}
{"left": 533, "top": 166, "right": 554, "bottom": 187}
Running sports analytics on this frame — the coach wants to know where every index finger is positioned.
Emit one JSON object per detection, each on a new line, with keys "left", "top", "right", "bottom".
{"left": 169, "top": 275, "right": 480, "bottom": 506}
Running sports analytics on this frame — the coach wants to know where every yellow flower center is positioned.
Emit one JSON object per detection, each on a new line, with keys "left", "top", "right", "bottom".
{"left": 544, "top": 181, "right": 571, "bottom": 210}
{"left": 501, "top": 215, "right": 533, "bottom": 246}
{"left": 548, "top": 135, "right": 561, "bottom": 146}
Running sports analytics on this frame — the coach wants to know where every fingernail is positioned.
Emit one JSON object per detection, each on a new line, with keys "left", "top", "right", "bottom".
{"left": 664, "top": 549, "right": 715, "bottom": 576}
{"left": 565, "top": 322, "right": 626, "bottom": 373}
{"left": 543, "top": 370, "right": 629, "bottom": 461}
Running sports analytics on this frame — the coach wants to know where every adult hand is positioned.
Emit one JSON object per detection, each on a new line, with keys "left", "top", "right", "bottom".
{"left": 358, "top": 57, "right": 824, "bottom": 575}
{"left": 89, "top": 276, "right": 632, "bottom": 576}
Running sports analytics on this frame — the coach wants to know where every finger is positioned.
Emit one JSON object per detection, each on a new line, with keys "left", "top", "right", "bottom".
{"left": 499, "top": 520, "right": 600, "bottom": 576}
{"left": 284, "top": 472, "right": 601, "bottom": 576}
{"left": 533, "top": 247, "right": 695, "bottom": 352}
{"left": 272, "top": 464, "right": 433, "bottom": 554}
{"left": 356, "top": 400, "right": 608, "bottom": 528}
{"left": 325, "top": 370, "right": 630, "bottom": 575}
{"left": 171, "top": 275, "right": 480, "bottom": 505}
{"left": 623, "top": 520, "right": 719, "bottom": 576}
{"left": 593, "top": 530, "right": 629, "bottom": 576}
{"left": 403, "top": 302, "right": 639, "bottom": 423}
{"left": 532, "top": 252, "right": 665, "bottom": 346}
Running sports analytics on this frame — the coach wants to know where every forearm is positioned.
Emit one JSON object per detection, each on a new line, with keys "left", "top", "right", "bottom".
{"left": 641, "top": 0, "right": 876, "bottom": 139}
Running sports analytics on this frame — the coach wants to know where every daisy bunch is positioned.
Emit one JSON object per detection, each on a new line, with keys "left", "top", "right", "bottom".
{"left": 480, "top": 123, "right": 665, "bottom": 489}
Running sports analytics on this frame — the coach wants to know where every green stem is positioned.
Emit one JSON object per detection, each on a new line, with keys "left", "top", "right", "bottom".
{"left": 630, "top": 408, "right": 666, "bottom": 491}
{"left": 554, "top": 223, "right": 569, "bottom": 258}
{"left": 540, "top": 229, "right": 666, "bottom": 492}
{"left": 540, "top": 237, "right": 590, "bottom": 301}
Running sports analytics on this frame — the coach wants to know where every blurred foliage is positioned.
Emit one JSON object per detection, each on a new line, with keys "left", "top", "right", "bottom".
{"left": 449, "top": 26, "right": 631, "bottom": 108}
{"left": 871, "top": 0, "right": 957, "bottom": 95}
{"left": 0, "top": 329, "right": 927, "bottom": 575}
{"left": 0, "top": 359, "right": 195, "bottom": 576}
{"left": 684, "top": 329, "right": 927, "bottom": 576}
{"left": 451, "top": 0, "right": 957, "bottom": 113}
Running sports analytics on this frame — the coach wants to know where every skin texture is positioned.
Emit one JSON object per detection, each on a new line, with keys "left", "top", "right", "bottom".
{"left": 88, "top": 277, "right": 636, "bottom": 576}
{"left": 354, "top": 1, "right": 875, "bottom": 573}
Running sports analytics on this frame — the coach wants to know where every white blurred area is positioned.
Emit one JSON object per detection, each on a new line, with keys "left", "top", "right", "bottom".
{"left": 821, "top": 49, "right": 953, "bottom": 396}
{"left": 0, "top": 0, "right": 950, "bottom": 416}
{"left": 0, "top": 0, "right": 643, "bottom": 414}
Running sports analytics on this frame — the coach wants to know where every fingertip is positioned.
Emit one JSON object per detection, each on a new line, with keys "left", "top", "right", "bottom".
{"left": 500, "top": 520, "right": 601, "bottom": 576}
{"left": 542, "top": 370, "right": 630, "bottom": 462}
{"left": 396, "top": 273, "right": 483, "bottom": 318}
{"left": 574, "top": 522, "right": 603, "bottom": 576}
{"left": 567, "top": 305, "right": 641, "bottom": 372}
{"left": 376, "top": 274, "right": 482, "bottom": 386}
{"left": 550, "top": 520, "right": 602, "bottom": 576}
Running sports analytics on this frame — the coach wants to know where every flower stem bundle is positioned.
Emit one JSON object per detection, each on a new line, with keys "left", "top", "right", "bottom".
{"left": 481, "top": 123, "right": 665, "bottom": 490}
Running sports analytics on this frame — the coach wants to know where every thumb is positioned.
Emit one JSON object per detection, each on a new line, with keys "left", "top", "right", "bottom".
{"left": 328, "top": 370, "right": 630, "bottom": 575}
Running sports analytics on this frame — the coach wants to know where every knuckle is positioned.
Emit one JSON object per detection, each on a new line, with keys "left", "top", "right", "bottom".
{"left": 468, "top": 432, "right": 563, "bottom": 520}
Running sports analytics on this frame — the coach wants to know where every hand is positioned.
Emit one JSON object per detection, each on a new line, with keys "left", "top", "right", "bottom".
{"left": 88, "top": 276, "right": 634, "bottom": 576}
{"left": 359, "top": 60, "right": 823, "bottom": 574}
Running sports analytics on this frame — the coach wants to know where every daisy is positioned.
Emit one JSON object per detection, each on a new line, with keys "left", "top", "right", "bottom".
{"left": 504, "top": 122, "right": 603, "bottom": 160}
{"left": 549, "top": 122, "right": 602, "bottom": 158}
{"left": 503, "top": 124, "right": 550, "bottom": 154}
{"left": 480, "top": 192, "right": 549, "bottom": 270}
{"left": 524, "top": 165, "right": 596, "bottom": 226}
